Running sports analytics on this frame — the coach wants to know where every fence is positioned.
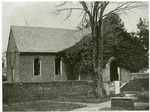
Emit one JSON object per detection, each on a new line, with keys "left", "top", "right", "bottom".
{"left": 131, "top": 73, "right": 149, "bottom": 79}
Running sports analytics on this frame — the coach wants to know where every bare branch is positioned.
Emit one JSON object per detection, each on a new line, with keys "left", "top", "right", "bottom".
{"left": 78, "top": 10, "right": 85, "bottom": 17}
{"left": 102, "top": 2, "right": 148, "bottom": 19}
{"left": 53, "top": 7, "right": 85, "bottom": 23}
{"left": 91, "top": 2, "right": 93, "bottom": 16}
{"left": 54, "top": 1, "right": 148, "bottom": 27}
{"left": 56, "top": 8, "right": 84, "bottom": 12}
{"left": 93, "top": 2, "right": 100, "bottom": 16}
{"left": 77, "top": 12, "right": 87, "bottom": 29}
{"left": 98, "top": 1, "right": 109, "bottom": 26}
{"left": 50, "top": 7, "right": 84, "bottom": 17}
{"left": 56, "top": 1, "right": 69, "bottom": 7}
{"left": 61, "top": 9, "right": 72, "bottom": 23}
{"left": 93, "top": 2, "right": 99, "bottom": 26}
{"left": 79, "top": 1, "right": 92, "bottom": 20}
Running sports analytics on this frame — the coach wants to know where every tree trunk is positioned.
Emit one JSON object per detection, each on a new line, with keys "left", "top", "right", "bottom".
{"left": 92, "top": 26, "right": 104, "bottom": 98}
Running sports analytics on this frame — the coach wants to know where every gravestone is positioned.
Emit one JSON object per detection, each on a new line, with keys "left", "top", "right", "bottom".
{"left": 111, "top": 97, "right": 134, "bottom": 110}
{"left": 114, "top": 81, "right": 120, "bottom": 94}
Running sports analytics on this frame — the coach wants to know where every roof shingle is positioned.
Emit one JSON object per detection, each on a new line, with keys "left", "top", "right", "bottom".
{"left": 11, "top": 26, "right": 90, "bottom": 53}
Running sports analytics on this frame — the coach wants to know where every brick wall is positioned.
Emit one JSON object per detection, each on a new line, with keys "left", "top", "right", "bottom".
{"left": 3, "top": 81, "right": 93, "bottom": 103}
{"left": 19, "top": 53, "right": 67, "bottom": 82}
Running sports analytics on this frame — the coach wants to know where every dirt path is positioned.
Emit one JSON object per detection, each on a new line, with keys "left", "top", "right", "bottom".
{"left": 33, "top": 100, "right": 111, "bottom": 111}
{"left": 3, "top": 99, "right": 149, "bottom": 111}
{"left": 3, "top": 99, "right": 111, "bottom": 111}
{"left": 73, "top": 101, "right": 111, "bottom": 111}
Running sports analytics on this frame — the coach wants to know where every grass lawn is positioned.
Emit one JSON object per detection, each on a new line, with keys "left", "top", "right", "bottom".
{"left": 3, "top": 94, "right": 110, "bottom": 106}
{"left": 99, "top": 106, "right": 149, "bottom": 111}
{"left": 3, "top": 101, "right": 85, "bottom": 111}
{"left": 53, "top": 94, "right": 110, "bottom": 103}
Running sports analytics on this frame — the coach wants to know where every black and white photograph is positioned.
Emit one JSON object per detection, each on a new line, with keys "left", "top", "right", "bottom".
{"left": 2, "top": 1, "right": 149, "bottom": 111}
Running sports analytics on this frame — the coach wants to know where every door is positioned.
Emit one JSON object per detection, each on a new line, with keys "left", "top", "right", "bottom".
{"left": 110, "top": 60, "right": 118, "bottom": 82}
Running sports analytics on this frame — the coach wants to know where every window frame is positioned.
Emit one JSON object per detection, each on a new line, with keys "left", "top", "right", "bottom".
{"left": 54, "top": 57, "right": 62, "bottom": 75}
{"left": 33, "top": 57, "right": 42, "bottom": 77}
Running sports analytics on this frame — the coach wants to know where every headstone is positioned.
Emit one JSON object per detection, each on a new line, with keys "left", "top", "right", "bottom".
{"left": 114, "top": 81, "right": 120, "bottom": 94}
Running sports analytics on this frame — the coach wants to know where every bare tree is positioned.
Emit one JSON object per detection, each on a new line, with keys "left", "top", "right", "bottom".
{"left": 55, "top": 1, "right": 148, "bottom": 97}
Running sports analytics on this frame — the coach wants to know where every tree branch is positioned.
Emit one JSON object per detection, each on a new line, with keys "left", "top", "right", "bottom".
{"left": 77, "top": 12, "right": 87, "bottom": 29}
{"left": 56, "top": 1, "right": 69, "bottom": 7}
{"left": 61, "top": 9, "right": 72, "bottom": 23}
{"left": 56, "top": 8, "right": 84, "bottom": 13}
{"left": 93, "top": 2, "right": 100, "bottom": 28}
{"left": 79, "top": 1, "right": 92, "bottom": 20}
{"left": 98, "top": 1, "right": 109, "bottom": 27}
{"left": 102, "top": 2, "right": 148, "bottom": 19}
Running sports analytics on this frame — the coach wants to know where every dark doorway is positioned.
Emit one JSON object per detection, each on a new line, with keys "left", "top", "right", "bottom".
{"left": 110, "top": 60, "right": 118, "bottom": 82}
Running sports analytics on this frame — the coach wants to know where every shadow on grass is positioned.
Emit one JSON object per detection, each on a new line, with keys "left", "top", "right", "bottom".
{"left": 3, "top": 101, "right": 85, "bottom": 111}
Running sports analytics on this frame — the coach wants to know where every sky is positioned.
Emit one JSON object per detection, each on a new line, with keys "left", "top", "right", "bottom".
{"left": 2, "top": 1, "right": 149, "bottom": 52}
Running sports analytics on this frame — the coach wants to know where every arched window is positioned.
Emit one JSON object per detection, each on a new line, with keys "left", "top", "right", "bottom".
{"left": 55, "top": 58, "right": 62, "bottom": 75}
{"left": 34, "top": 58, "right": 41, "bottom": 76}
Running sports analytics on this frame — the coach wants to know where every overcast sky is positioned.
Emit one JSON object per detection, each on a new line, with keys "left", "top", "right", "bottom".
{"left": 2, "top": 1, "right": 149, "bottom": 52}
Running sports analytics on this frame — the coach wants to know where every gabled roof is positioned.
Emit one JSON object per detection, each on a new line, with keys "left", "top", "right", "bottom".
{"left": 10, "top": 26, "right": 90, "bottom": 53}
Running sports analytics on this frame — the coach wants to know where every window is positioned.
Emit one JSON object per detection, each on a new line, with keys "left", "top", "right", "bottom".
{"left": 34, "top": 58, "right": 40, "bottom": 76}
{"left": 11, "top": 68, "right": 14, "bottom": 80}
{"left": 55, "top": 58, "right": 62, "bottom": 75}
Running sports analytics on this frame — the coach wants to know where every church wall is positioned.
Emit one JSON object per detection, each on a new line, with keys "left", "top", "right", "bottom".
{"left": 19, "top": 53, "right": 67, "bottom": 82}
{"left": 6, "top": 29, "right": 20, "bottom": 82}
